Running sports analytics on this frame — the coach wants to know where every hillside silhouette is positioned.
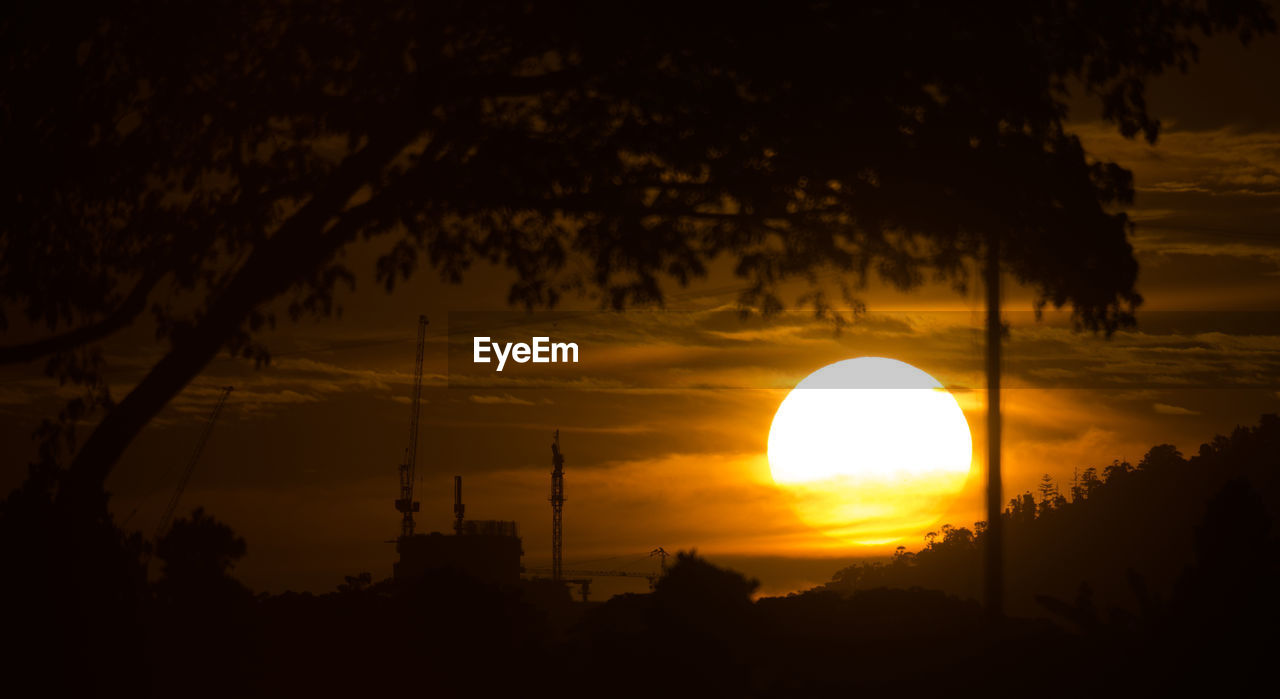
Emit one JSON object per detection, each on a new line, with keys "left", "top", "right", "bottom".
{"left": 826, "top": 414, "right": 1280, "bottom": 619}
{"left": 5, "top": 415, "right": 1279, "bottom": 695}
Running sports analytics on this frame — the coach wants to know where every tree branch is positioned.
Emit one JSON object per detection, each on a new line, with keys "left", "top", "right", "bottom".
{"left": 59, "top": 114, "right": 428, "bottom": 501}
{"left": 0, "top": 268, "right": 164, "bottom": 365}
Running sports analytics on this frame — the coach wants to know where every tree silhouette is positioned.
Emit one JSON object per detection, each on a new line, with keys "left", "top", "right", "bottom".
{"left": 336, "top": 572, "right": 373, "bottom": 593}
{"left": 3, "top": 4, "right": 1275, "bottom": 623}
{"left": 154, "top": 506, "right": 248, "bottom": 602}
{"left": 0, "top": 461, "right": 148, "bottom": 694}
{"left": 1038, "top": 474, "right": 1059, "bottom": 504}
{"left": 574, "top": 551, "right": 762, "bottom": 695}
{"left": 149, "top": 507, "right": 255, "bottom": 696}
{"left": 1103, "top": 458, "right": 1135, "bottom": 484}
{"left": 1140, "top": 444, "right": 1183, "bottom": 471}
{"left": 827, "top": 414, "right": 1280, "bottom": 625}
{"left": 1080, "top": 467, "right": 1103, "bottom": 499}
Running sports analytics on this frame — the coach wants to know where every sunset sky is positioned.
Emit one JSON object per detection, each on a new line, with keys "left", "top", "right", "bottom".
{"left": 3, "top": 33, "right": 1279, "bottom": 598}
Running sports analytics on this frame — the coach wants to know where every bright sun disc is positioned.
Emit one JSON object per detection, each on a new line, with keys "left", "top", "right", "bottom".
{"left": 767, "top": 357, "right": 973, "bottom": 545}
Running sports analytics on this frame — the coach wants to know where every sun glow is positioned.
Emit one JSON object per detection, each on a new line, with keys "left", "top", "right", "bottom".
{"left": 767, "top": 357, "right": 974, "bottom": 545}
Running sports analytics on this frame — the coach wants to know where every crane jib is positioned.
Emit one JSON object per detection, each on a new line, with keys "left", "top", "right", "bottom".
{"left": 397, "top": 315, "right": 429, "bottom": 538}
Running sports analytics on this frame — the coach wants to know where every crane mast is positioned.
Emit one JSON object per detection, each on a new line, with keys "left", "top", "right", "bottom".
{"left": 453, "top": 475, "right": 465, "bottom": 535}
{"left": 550, "top": 430, "right": 565, "bottom": 582}
{"left": 156, "top": 386, "right": 233, "bottom": 538}
{"left": 395, "top": 315, "right": 429, "bottom": 538}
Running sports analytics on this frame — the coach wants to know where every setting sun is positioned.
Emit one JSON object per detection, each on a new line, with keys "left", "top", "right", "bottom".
{"left": 768, "top": 357, "right": 974, "bottom": 545}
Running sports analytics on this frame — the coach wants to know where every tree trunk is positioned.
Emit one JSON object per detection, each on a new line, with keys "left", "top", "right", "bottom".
{"left": 984, "top": 236, "right": 1004, "bottom": 619}
{"left": 58, "top": 124, "right": 421, "bottom": 506}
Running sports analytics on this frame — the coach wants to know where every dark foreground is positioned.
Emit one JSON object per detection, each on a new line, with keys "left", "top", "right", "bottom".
{"left": 5, "top": 416, "right": 1279, "bottom": 697}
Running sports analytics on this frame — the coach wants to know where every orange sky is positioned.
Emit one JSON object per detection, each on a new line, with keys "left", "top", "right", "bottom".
{"left": 6, "top": 265, "right": 1276, "bottom": 597}
{"left": 2, "top": 35, "right": 1280, "bottom": 598}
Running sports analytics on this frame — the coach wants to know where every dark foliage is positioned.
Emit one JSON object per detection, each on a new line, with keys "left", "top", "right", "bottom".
{"left": 829, "top": 415, "right": 1280, "bottom": 621}
{"left": 3, "top": 1, "right": 1272, "bottom": 494}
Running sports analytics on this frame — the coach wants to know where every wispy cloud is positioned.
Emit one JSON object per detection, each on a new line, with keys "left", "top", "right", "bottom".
{"left": 1154, "top": 402, "right": 1200, "bottom": 416}
{"left": 1074, "top": 122, "right": 1280, "bottom": 197}
{"left": 469, "top": 393, "right": 536, "bottom": 406}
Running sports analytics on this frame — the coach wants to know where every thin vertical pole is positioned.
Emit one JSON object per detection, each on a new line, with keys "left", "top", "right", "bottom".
{"left": 551, "top": 430, "right": 565, "bottom": 583}
{"left": 984, "top": 236, "right": 1004, "bottom": 620}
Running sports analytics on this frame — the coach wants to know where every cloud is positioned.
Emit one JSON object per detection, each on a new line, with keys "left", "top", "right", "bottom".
{"left": 1066, "top": 120, "right": 1280, "bottom": 302}
{"left": 1154, "top": 402, "right": 1200, "bottom": 416}
{"left": 468, "top": 393, "right": 535, "bottom": 406}
{"left": 158, "top": 356, "right": 443, "bottom": 422}
{"left": 1073, "top": 122, "right": 1280, "bottom": 198}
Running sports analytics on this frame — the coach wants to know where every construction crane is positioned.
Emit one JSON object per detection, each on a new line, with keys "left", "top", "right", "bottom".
{"left": 526, "top": 548, "right": 669, "bottom": 602}
{"left": 650, "top": 547, "right": 671, "bottom": 575}
{"left": 527, "top": 567, "right": 658, "bottom": 583}
{"left": 155, "top": 386, "right": 233, "bottom": 538}
{"left": 525, "top": 567, "right": 662, "bottom": 603}
{"left": 453, "top": 475, "right": 465, "bottom": 535}
{"left": 395, "top": 315, "right": 429, "bottom": 538}
{"left": 550, "top": 429, "right": 565, "bottom": 581}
